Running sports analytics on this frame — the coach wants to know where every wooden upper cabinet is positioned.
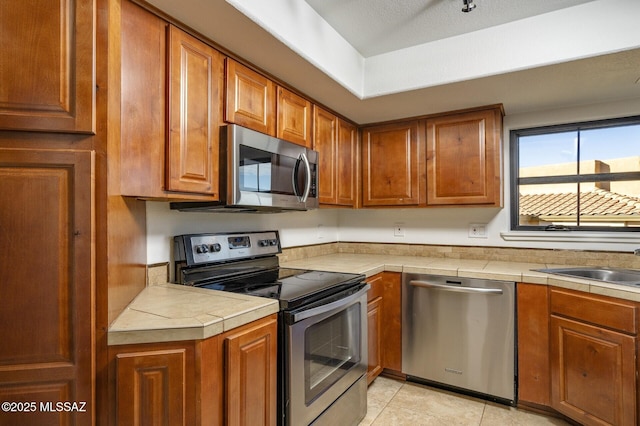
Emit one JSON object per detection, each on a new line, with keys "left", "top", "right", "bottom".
{"left": 277, "top": 87, "right": 312, "bottom": 147}
{"left": 0, "top": 148, "right": 95, "bottom": 426}
{"left": 167, "top": 26, "right": 224, "bottom": 196}
{"left": 361, "top": 121, "right": 424, "bottom": 207}
{"left": 336, "top": 119, "right": 358, "bottom": 206}
{"left": 120, "top": 0, "right": 167, "bottom": 198}
{"left": 425, "top": 107, "right": 503, "bottom": 206}
{"left": 0, "top": 0, "right": 95, "bottom": 133}
{"left": 314, "top": 106, "right": 358, "bottom": 207}
{"left": 225, "top": 58, "right": 276, "bottom": 136}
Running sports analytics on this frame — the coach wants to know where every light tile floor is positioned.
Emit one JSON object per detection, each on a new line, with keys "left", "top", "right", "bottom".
{"left": 360, "top": 377, "right": 571, "bottom": 426}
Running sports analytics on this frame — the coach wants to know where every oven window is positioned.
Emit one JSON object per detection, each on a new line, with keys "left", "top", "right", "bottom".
{"left": 239, "top": 145, "right": 306, "bottom": 195}
{"left": 304, "top": 303, "right": 361, "bottom": 404}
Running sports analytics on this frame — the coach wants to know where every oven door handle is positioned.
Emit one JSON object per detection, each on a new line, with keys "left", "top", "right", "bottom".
{"left": 410, "top": 280, "right": 503, "bottom": 295}
{"left": 290, "top": 283, "right": 370, "bottom": 323}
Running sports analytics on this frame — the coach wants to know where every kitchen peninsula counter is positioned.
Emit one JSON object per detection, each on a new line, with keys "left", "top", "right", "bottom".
{"left": 280, "top": 253, "right": 640, "bottom": 303}
{"left": 108, "top": 282, "right": 279, "bottom": 346}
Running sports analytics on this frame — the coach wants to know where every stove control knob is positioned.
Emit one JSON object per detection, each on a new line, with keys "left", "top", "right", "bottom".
{"left": 195, "top": 244, "right": 209, "bottom": 254}
{"left": 209, "top": 243, "right": 221, "bottom": 252}
{"left": 258, "top": 239, "right": 269, "bottom": 247}
{"left": 269, "top": 239, "right": 278, "bottom": 246}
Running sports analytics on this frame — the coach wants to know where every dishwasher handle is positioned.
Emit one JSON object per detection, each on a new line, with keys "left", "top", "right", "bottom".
{"left": 410, "top": 280, "right": 503, "bottom": 295}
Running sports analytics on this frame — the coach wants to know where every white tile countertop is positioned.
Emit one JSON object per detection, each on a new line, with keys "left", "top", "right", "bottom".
{"left": 108, "top": 253, "right": 640, "bottom": 346}
{"left": 108, "top": 283, "right": 279, "bottom": 346}
{"left": 281, "top": 253, "right": 640, "bottom": 303}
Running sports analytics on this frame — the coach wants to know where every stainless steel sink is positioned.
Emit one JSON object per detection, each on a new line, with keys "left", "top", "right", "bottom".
{"left": 534, "top": 267, "right": 640, "bottom": 286}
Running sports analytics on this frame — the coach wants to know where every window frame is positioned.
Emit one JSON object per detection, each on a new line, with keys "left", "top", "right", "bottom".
{"left": 510, "top": 115, "right": 640, "bottom": 233}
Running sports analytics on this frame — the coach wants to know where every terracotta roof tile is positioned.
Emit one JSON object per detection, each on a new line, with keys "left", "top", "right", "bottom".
{"left": 520, "top": 189, "right": 640, "bottom": 217}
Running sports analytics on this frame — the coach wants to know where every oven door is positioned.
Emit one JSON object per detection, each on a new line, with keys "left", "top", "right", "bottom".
{"left": 284, "top": 284, "right": 368, "bottom": 426}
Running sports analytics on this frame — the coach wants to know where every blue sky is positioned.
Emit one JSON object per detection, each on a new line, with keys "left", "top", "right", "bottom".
{"left": 519, "top": 125, "right": 640, "bottom": 168}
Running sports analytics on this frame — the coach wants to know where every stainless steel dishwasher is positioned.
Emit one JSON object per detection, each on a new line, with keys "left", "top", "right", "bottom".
{"left": 402, "top": 273, "right": 516, "bottom": 404}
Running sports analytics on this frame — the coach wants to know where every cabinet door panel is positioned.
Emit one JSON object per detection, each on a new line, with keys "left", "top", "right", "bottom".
{"left": 225, "top": 316, "right": 277, "bottom": 426}
{"left": 426, "top": 108, "right": 501, "bottom": 206}
{"left": 167, "top": 26, "right": 223, "bottom": 195}
{"left": 550, "top": 315, "right": 636, "bottom": 426}
{"left": 225, "top": 59, "right": 276, "bottom": 136}
{"left": 336, "top": 119, "right": 358, "bottom": 206}
{"left": 116, "top": 349, "right": 188, "bottom": 426}
{"left": 277, "top": 87, "right": 312, "bottom": 147}
{"left": 0, "top": 148, "right": 94, "bottom": 426}
{"left": 314, "top": 107, "right": 338, "bottom": 204}
{"left": 517, "top": 283, "right": 550, "bottom": 406}
{"left": 367, "top": 297, "right": 383, "bottom": 384}
{"left": 362, "top": 121, "right": 422, "bottom": 206}
{"left": 0, "top": 0, "right": 94, "bottom": 133}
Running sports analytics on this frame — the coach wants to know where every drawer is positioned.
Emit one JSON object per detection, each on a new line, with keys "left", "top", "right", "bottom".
{"left": 550, "top": 288, "right": 638, "bottom": 335}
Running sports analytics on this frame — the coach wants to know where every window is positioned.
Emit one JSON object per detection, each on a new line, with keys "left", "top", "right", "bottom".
{"left": 510, "top": 116, "right": 640, "bottom": 232}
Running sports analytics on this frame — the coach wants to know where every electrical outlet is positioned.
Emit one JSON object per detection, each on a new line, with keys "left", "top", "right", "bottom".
{"left": 394, "top": 223, "right": 405, "bottom": 237}
{"left": 469, "top": 223, "right": 487, "bottom": 238}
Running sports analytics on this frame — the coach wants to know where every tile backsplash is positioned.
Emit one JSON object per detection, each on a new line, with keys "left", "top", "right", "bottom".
{"left": 279, "top": 242, "right": 640, "bottom": 269}
{"left": 147, "top": 243, "right": 640, "bottom": 286}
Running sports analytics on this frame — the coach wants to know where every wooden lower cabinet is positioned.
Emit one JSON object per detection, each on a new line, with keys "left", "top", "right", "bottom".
{"left": 517, "top": 283, "right": 551, "bottom": 407}
{"left": 366, "top": 272, "right": 402, "bottom": 384}
{"left": 549, "top": 289, "right": 638, "bottom": 426}
{"left": 111, "top": 314, "right": 277, "bottom": 426}
{"left": 367, "top": 296, "right": 383, "bottom": 384}
{"left": 224, "top": 315, "right": 277, "bottom": 426}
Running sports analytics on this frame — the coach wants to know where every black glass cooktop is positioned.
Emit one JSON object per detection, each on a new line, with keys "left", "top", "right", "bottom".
{"left": 197, "top": 267, "right": 365, "bottom": 310}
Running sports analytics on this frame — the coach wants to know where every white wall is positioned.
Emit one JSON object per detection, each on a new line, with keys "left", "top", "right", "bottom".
{"left": 146, "top": 98, "right": 640, "bottom": 264}
{"left": 146, "top": 202, "right": 339, "bottom": 264}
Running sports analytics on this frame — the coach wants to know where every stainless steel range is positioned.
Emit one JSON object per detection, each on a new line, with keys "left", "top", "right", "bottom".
{"left": 173, "top": 231, "right": 368, "bottom": 426}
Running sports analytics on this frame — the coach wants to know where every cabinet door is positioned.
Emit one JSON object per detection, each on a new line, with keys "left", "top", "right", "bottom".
{"left": 426, "top": 108, "right": 502, "bottom": 206}
{"left": 116, "top": 347, "right": 194, "bottom": 426}
{"left": 381, "top": 272, "right": 402, "bottom": 372}
{"left": 225, "top": 59, "right": 276, "bottom": 136}
{"left": 367, "top": 297, "right": 383, "bottom": 384}
{"left": 0, "top": 1, "right": 94, "bottom": 133}
{"left": 225, "top": 316, "right": 277, "bottom": 426}
{"left": 120, "top": 0, "right": 168, "bottom": 198}
{"left": 362, "top": 121, "right": 423, "bottom": 206}
{"left": 314, "top": 106, "right": 338, "bottom": 204}
{"left": 336, "top": 119, "right": 358, "bottom": 206}
{"left": 550, "top": 315, "right": 636, "bottom": 426}
{"left": 167, "top": 26, "right": 224, "bottom": 196}
{"left": 277, "top": 87, "right": 312, "bottom": 147}
{"left": 0, "top": 148, "right": 94, "bottom": 426}
{"left": 517, "top": 283, "right": 550, "bottom": 406}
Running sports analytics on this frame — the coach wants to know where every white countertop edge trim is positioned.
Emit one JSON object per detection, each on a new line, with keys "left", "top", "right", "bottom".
{"left": 501, "top": 231, "right": 640, "bottom": 244}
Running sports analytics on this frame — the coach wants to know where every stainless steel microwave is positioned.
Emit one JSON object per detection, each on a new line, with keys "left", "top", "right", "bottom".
{"left": 171, "top": 124, "right": 318, "bottom": 213}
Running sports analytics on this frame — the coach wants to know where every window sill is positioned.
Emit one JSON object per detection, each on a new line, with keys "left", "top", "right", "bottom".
{"left": 500, "top": 231, "right": 640, "bottom": 244}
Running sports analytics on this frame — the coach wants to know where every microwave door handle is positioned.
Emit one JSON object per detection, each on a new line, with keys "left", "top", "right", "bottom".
{"left": 299, "top": 152, "right": 311, "bottom": 202}
{"left": 292, "top": 153, "right": 311, "bottom": 202}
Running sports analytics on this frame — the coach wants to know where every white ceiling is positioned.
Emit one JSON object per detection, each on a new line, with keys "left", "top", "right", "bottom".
{"left": 143, "top": 0, "right": 640, "bottom": 124}
{"left": 304, "top": 0, "right": 596, "bottom": 57}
